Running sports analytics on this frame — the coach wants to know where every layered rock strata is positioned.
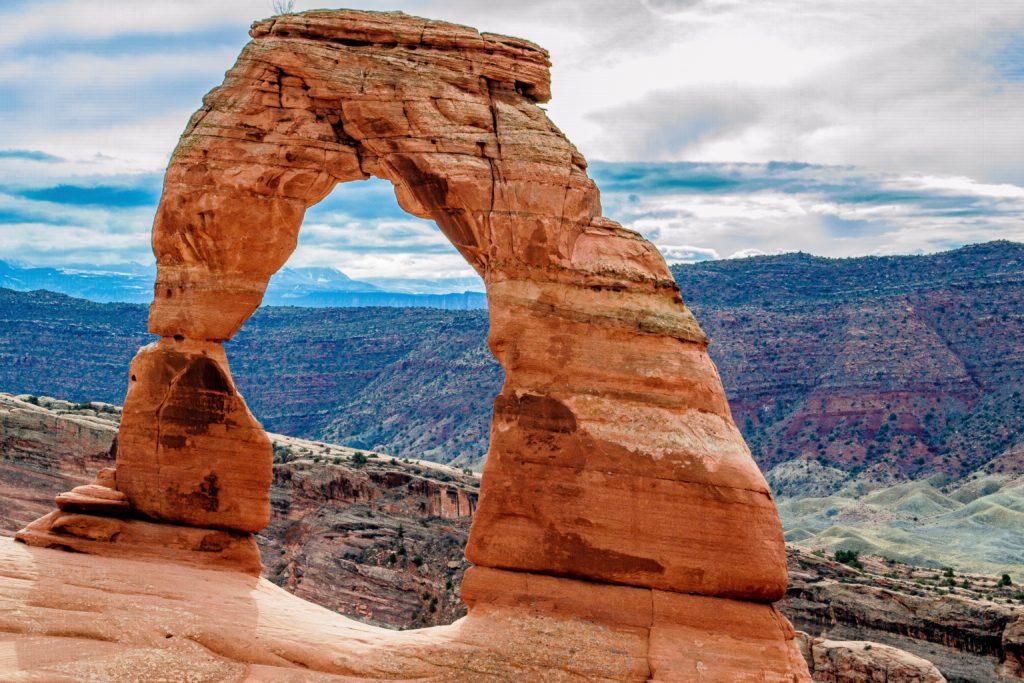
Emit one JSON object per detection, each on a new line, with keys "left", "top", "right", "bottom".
{"left": 784, "top": 547, "right": 1024, "bottom": 681}
{"left": 14, "top": 8, "right": 805, "bottom": 679}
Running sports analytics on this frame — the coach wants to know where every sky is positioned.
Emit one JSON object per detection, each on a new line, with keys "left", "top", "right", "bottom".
{"left": 1, "top": 0, "right": 1023, "bottom": 291}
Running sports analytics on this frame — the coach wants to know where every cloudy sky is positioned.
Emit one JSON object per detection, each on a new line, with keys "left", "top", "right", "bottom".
{"left": 1, "top": 0, "right": 1022, "bottom": 291}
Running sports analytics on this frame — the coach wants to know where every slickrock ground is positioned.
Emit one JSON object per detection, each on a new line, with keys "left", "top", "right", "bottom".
{"left": 0, "top": 538, "right": 657, "bottom": 680}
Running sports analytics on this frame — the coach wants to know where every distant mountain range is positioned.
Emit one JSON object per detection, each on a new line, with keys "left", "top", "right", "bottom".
{"left": 0, "top": 260, "right": 487, "bottom": 310}
{"left": 1, "top": 241, "right": 1022, "bottom": 478}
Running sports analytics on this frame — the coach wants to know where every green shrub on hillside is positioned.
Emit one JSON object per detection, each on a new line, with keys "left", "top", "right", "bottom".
{"left": 834, "top": 549, "right": 864, "bottom": 570}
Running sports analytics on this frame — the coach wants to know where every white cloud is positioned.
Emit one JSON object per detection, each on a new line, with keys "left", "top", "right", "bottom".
{"left": 3, "top": 0, "right": 1023, "bottom": 183}
{"left": 593, "top": 161, "right": 1024, "bottom": 260}
{"left": 1, "top": 1, "right": 1023, "bottom": 282}
{"left": 582, "top": 1, "right": 1024, "bottom": 183}
{"left": 0, "top": 1, "right": 273, "bottom": 49}
{"left": 659, "top": 245, "right": 720, "bottom": 263}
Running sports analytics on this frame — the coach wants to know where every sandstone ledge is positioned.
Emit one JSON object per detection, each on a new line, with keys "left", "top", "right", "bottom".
{"left": 15, "top": 511, "right": 262, "bottom": 576}
{"left": 796, "top": 632, "right": 946, "bottom": 682}
{"left": 0, "top": 539, "right": 807, "bottom": 681}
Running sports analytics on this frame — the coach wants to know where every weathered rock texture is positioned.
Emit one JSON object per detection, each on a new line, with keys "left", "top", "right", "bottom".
{"left": 116, "top": 340, "right": 272, "bottom": 532}
{"left": 0, "top": 394, "right": 119, "bottom": 532}
{"left": 11, "top": 393, "right": 1024, "bottom": 681}
{"left": 1, "top": 392, "right": 481, "bottom": 628}
{"left": 0, "top": 538, "right": 812, "bottom": 681}
{"left": 13, "top": 8, "right": 804, "bottom": 680}
{"left": 784, "top": 547, "right": 1024, "bottom": 681}
{"left": 796, "top": 632, "right": 946, "bottom": 683}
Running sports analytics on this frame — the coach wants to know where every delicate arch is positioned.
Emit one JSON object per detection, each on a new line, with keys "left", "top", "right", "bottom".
{"left": 13, "top": 10, "right": 811, "bottom": 680}
{"left": 113, "top": 8, "right": 790, "bottom": 599}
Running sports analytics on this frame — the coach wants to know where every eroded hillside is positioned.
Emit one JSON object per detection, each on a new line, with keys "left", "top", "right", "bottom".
{"left": 1, "top": 241, "right": 1022, "bottom": 477}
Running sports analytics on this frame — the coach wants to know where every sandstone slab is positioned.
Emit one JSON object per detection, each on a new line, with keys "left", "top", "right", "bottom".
{"left": 0, "top": 539, "right": 805, "bottom": 681}
{"left": 15, "top": 512, "right": 262, "bottom": 576}
{"left": 796, "top": 632, "right": 946, "bottom": 682}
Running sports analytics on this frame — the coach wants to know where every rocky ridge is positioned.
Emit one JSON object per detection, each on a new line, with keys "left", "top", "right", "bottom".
{"left": 2, "top": 241, "right": 1021, "bottom": 476}
{"left": 678, "top": 241, "right": 1024, "bottom": 480}
{"left": 783, "top": 548, "right": 1024, "bottom": 681}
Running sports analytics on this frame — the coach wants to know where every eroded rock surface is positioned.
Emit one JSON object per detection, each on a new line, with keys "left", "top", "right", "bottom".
{"left": 784, "top": 547, "right": 1024, "bottom": 681}
{"left": 0, "top": 539, "right": 810, "bottom": 681}
{"left": 1, "top": 393, "right": 480, "bottom": 628}
{"left": 9, "top": 392, "right": 1024, "bottom": 680}
{"left": 116, "top": 340, "right": 272, "bottom": 532}
{"left": 796, "top": 632, "right": 946, "bottom": 683}
{"left": 12, "top": 8, "right": 804, "bottom": 680}
{"left": 0, "top": 394, "right": 118, "bottom": 532}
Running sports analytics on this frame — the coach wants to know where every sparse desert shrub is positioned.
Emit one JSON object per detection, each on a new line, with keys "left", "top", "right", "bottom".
{"left": 273, "top": 445, "right": 296, "bottom": 464}
{"left": 834, "top": 549, "right": 864, "bottom": 570}
{"left": 271, "top": 0, "right": 295, "bottom": 15}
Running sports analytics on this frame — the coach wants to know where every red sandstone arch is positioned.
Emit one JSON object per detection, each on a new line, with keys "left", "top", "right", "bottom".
{"left": 18, "top": 10, "right": 809, "bottom": 679}
{"left": 128, "top": 8, "right": 788, "bottom": 597}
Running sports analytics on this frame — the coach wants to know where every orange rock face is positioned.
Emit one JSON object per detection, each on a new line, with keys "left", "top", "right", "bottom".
{"left": 14, "top": 8, "right": 807, "bottom": 680}
{"left": 116, "top": 340, "right": 271, "bottom": 532}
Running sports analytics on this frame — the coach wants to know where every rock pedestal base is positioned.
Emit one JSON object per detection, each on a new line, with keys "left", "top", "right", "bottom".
{"left": 15, "top": 468, "right": 262, "bottom": 576}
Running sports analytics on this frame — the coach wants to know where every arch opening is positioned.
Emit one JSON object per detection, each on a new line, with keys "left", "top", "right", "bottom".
{"left": 223, "top": 175, "right": 499, "bottom": 469}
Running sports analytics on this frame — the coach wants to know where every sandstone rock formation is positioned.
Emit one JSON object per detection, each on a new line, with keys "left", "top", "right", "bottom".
{"left": 1, "top": 392, "right": 481, "bottom": 628}
{"left": 10, "top": 393, "right": 1024, "bottom": 681}
{"left": 0, "top": 394, "right": 119, "bottom": 532}
{"left": 12, "top": 9, "right": 806, "bottom": 680}
{"left": 1004, "top": 618, "right": 1024, "bottom": 679}
{"left": 796, "top": 632, "right": 946, "bottom": 683}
